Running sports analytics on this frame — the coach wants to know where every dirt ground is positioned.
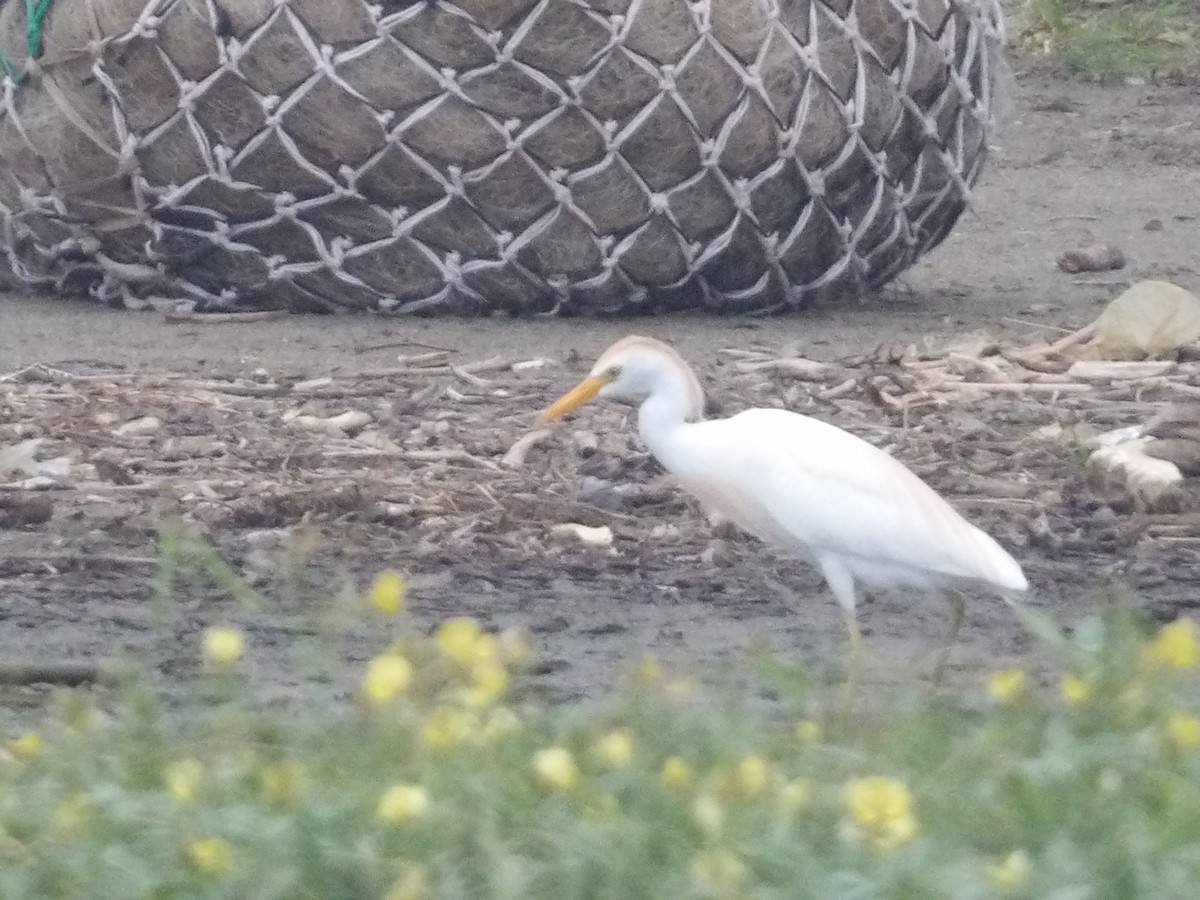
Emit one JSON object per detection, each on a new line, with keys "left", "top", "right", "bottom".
{"left": 1, "top": 72, "right": 1198, "bottom": 724}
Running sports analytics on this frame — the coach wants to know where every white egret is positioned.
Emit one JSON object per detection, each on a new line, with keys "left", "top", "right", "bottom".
{"left": 538, "top": 335, "right": 1028, "bottom": 695}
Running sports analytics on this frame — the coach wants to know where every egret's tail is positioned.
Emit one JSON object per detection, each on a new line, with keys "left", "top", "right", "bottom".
{"left": 970, "top": 526, "right": 1028, "bottom": 593}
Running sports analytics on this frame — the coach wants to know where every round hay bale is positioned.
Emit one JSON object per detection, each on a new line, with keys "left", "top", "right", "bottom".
{"left": 0, "top": 0, "right": 1004, "bottom": 316}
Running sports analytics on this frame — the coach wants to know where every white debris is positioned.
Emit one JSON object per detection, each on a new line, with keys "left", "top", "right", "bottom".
{"left": 292, "top": 376, "right": 334, "bottom": 393}
{"left": 13, "top": 475, "right": 61, "bottom": 490}
{"left": 356, "top": 429, "right": 402, "bottom": 451}
{"left": 1088, "top": 280, "right": 1200, "bottom": 360}
{"left": 1095, "top": 425, "right": 1147, "bottom": 447}
{"left": 512, "top": 358, "right": 552, "bottom": 371}
{"left": 1066, "top": 360, "right": 1176, "bottom": 380}
{"left": 1087, "top": 439, "right": 1185, "bottom": 513}
{"left": 287, "top": 410, "right": 373, "bottom": 437}
{"left": 650, "top": 523, "right": 682, "bottom": 541}
{"left": 0, "top": 438, "right": 71, "bottom": 479}
{"left": 501, "top": 428, "right": 552, "bottom": 468}
{"left": 113, "top": 416, "right": 162, "bottom": 437}
{"left": 549, "top": 522, "right": 614, "bottom": 548}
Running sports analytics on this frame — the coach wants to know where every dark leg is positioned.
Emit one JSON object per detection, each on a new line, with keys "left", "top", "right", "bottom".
{"left": 931, "top": 589, "right": 967, "bottom": 684}
{"left": 841, "top": 612, "right": 864, "bottom": 716}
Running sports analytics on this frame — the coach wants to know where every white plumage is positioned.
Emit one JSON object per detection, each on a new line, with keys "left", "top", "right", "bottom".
{"left": 539, "top": 335, "right": 1028, "bottom": 693}
{"left": 661, "top": 409, "right": 1028, "bottom": 595}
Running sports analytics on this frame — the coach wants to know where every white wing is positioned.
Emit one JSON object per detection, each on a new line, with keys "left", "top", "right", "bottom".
{"left": 655, "top": 408, "right": 1027, "bottom": 592}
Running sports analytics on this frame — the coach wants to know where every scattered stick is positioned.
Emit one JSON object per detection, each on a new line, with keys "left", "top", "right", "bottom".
{"left": 735, "top": 358, "right": 831, "bottom": 380}
{"left": 954, "top": 382, "right": 1094, "bottom": 394}
{"left": 0, "top": 660, "right": 114, "bottom": 686}
{"left": 718, "top": 348, "right": 770, "bottom": 360}
{"left": 1000, "top": 317, "right": 1076, "bottom": 334}
{"left": 395, "top": 351, "right": 452, "bottom": 368}
{"left": 0, "top": 551, "right": 157, "bottom": 569}
{"left": 451, "top": 365, "right": 493, "bottom": 388}
{"left": 1036, "top": 321, "right": 1099, "bottom": 355}
{"left": 402, "top": 449, "right": 502, "bottom": 470}
{"left": 458, "top": 356, "right": 510, "bottom": 375}
{"left": 0, "top": 364, "right": 54, "bottom": 383}
{"left": 197, "top": 380, "right": 289, "bottom": 398}
{"left": 1002, "top": 352, "right": 1071, "bottom": 374}
{"left": 818, "top": 377, "right": 858, "bottom": 401}
{"left": 353, "top": 340, "right": 455, "bottom": 355}
{"left": 163, "top": 310, "right": 287, "bottom": 324}
{"left": 1067, "top": 361, "right": 1177, "bottom": 380}
{"left": 502, "top": 428, "right": 553, "bottom": 468}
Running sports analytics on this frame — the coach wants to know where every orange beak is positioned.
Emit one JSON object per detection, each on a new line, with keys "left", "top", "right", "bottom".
{"left": 537, "top": 374, "right": 611, "bottom": 424}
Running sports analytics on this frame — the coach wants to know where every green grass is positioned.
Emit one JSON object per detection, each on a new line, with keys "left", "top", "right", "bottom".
{"left": 1015, "top": 0, "right": 1200, "bottom": 80}
{"left": 2, "top": 542, "right": 1200, "bottom": 899}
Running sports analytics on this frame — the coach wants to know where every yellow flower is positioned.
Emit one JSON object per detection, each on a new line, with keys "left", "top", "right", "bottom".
{"left": 8, "top": 731, "right": 42, "bottom": 762}
{"left": 434, "top": 618, "right": 488, "bottom": 665}
{"left": 420, "top": 706, "right": 477, "bottom": 751}
{"left": 691, "top": 793, "right": 724, "bottom": 835}
{"left": 635, "top": 657, "right": 662, "bottom": 685}
{"left": 362, "top": 654, "right": 414, "bottom": 706}
{"left": 986, "top": 849, "right": 1032, "bottom": 893}
{"left": 689, "top": 848, "right": 747, "bottom": 897}
{"left": 480, "top": 706, "right": 522, "bottom": 743}
{"left": 594, "top": 728, "right": 634, "bottom": 770}
{"left": 777, "top": 778, "right": 812, "bottom": 817}
{"left": 1167, "top": 712, "right": 1200, "bottom": 749}
{"left": 1143, "top": 618, "right": 1199, "bottom": 671}
{"left": 843, "top": 776, "right": 919, "bottom": 851}
{"left": 732, "top": 755, "right": 770, "bottom": 799}
{"left": 186, "top": 837, "right": 233, "bottom": 877}
{"left": 795, "top": 719, "right": 823, "bottom": 745}
{"left": 473, "top": 632, "right": 499, "bottom": 663}
{"left": 383, "top": 865, "right": 429, "bottom": 900}
{"left": 1060, "top": 674, "right": 1091, "bottom": 706}
{"left": 988, "top": 667, "right": 1029, "bottom": 705}
{"left": 532, "top": 746, "right": 580, "bottom": 792}
{"left": 376, "top": 783, "right": 431, "bottom": 824}
{"left": 462, "top": 660, "right": 508, "bottom": 708}
{"left": 370, "top": 570, "right": 406, "bottom": 614}
{"left": 661, "top": 756, "right": 694, "bottom": 791}
{"left": 53, "top": 792, "right": 91, "bottom": 837}
{"left": 165, "top": 758, "right": 205, "bottom": 804}
{"left": 203, "top": 627, "right": 245, "bottom": 668}
{"left": 259, "top": 759, "right": 307, "bottom": 806}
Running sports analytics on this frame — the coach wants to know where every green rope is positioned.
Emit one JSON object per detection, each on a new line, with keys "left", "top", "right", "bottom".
{"left": 27, "top": 0, "right": 54, "bottom": 59}
{"left": 0, "top": 0, "right": 55, "bottom": 85}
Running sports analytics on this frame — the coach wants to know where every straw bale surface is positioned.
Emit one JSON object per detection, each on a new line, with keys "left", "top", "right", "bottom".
{"left": 0, "top": 0, "right": 1003, "bottom": 314}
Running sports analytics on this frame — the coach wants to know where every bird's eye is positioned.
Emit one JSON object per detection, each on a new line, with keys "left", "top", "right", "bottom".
{"left": 607, "top": 366, "right": 622, "bottom": 379}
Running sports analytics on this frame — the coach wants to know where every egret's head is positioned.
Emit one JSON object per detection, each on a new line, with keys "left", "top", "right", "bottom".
{"left": 538, "top": 335, "right": 704, "bottom": 424}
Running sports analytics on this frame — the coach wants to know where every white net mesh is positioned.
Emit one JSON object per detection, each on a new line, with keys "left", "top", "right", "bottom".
{"left": 0, "top": 0, "right": 1003, "bottom": 315}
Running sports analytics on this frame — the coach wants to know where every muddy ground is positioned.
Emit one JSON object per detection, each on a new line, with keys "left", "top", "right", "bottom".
{"left": 1, "top": 72, "right": 1199, "bottom": 725}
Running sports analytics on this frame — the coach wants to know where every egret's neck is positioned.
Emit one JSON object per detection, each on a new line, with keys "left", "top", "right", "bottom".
{"left": 636, "top": 370, "right": 703, "bottom": 458}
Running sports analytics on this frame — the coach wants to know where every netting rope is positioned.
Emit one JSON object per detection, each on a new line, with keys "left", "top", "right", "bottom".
{"left": 0, "top": 0, "right": 1004, "bottom": 316}
{"left": 0, "top": 0, "right": 54, "bottom": 83}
